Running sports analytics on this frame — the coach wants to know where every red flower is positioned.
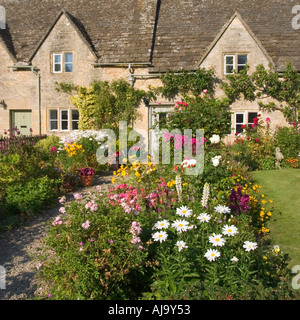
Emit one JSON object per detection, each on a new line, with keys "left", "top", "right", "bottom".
{"left": 255, "top": 138, "right": 259, "bottom": 142}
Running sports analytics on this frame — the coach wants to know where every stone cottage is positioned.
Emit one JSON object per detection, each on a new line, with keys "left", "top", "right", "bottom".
{"left": 0, "top": 0, "right": 299, "bottom": 149}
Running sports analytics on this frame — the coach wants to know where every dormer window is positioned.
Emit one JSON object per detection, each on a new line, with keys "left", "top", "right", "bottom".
{"left": 224, "top": 54, "right": 248, "bottom": 75}
{"left": 52, "top": 52, "right": 73, "bottom": 73}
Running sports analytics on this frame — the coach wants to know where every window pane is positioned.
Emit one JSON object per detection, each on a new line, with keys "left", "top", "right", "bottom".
{"left": 61, "top": 121, "right": 68, "bottom": 130}
{"left": 50, "top": 121, "right": 58, "bottom": 131}
{"left": 71, "top": 110, "right": 79, "bottom": 131}
{"left": 65, "top": 63, "right": 73, "bottom": 73}
{"left": 65, "top": 53, "right": 73, "bottom": 63}
{"left": 49, "top": 110, "right": 58, "bottom": 120}
{"left": 54, "top": 55, "right": 61, "bottom": 63}
{"left": 248, "top": 112, "right": 258, "bottom": 123}
{"left": 72, "top": 110, "right": 79, "bottom": 120}
{"left": 236, "top": 124, "right": 244, "bottom": 134}
{"left": 237, "top": 65, "right": 246, "bottom": 73}
{"left": 226, "top": 65, "right": 234, "bottom": 74}
{"left": 61, "top": 110, "right": 68, "bottom": 120}
{"left": 236, "top": 114, "right": 244, "bottom": 123}
{"left": 226, "top": 56, "right": 234, "bottom": 65}
{"left": 54, "top": 64, "right": 61, "bottom": 72}
{"left": 72, "top": 121, "right": 79, "bottom": 131}
{"left": 238, "top": 55, "right": 248, "bottom": 65}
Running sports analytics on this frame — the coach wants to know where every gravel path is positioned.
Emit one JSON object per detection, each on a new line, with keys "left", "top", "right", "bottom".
{"left": 0, "top": 174, "right": 112, "bottom": 300}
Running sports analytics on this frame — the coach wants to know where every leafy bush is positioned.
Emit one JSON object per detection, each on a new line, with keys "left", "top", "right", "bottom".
{"left": 36, "top": 191, "right": 148, "bottom": 300}
{"left": 274, "top": 126, "right": 300, "bottom": 159}
{"left": 5, "top": 176, "right": 60, "bottom": 216}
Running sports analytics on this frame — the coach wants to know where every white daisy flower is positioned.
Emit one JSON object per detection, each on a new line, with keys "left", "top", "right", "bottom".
{"left": 209, "top": 233, "right": 226, "bottom": 247}
{"left": 176, "top": 205, "right": 193, "bottom": 218}
{"left": 243, "top": 241, "right": 258, "bottom": 252}
{"left": 153, "top": 220, "right": 170, "bottom": 230}
{"left": 231, "top": 256, "right": 239, "bottom": 263}
{"left": 152, "top": 231, "right": 168, "bottom": 243}
{"left": 204, "top": 248, "right": 221, "bottom": 262}
{"left": 171, "top": 219, "right": 190, "bottom": 233}
{"left": 222, "top": 225, "right": 238, "bottom": 237}
{"left": 197, "top": 213, "right": 211, "bottom": 223}
{"left": 175, "top": 241, "right": 188, "bottom": 252}
{"left": 214, "top": 204, "right": 231, "bottom": 214}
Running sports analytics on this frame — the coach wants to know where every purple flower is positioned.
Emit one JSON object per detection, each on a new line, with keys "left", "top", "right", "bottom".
{"left": 109, "top": 239, "right": 114, "bottom": 244}
{"left": 78, "top": 242, "right": 83, "bottom": 246}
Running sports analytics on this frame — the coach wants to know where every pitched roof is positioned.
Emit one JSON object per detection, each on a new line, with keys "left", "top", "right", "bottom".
{"left": 0, "top": 0, "right": 299, "bottom": 71}
{"left": 0, "top": 0, "right": 157, "bottom": 64}
{"left": 152, "top": 0, "right": 300, "bottom": 72}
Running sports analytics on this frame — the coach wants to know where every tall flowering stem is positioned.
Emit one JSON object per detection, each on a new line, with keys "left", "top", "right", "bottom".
{"left": 201, "top": 182, "right": 210, "bottom": 208}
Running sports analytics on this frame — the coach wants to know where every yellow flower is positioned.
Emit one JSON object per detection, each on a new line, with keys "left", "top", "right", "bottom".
{"left": 261, "top": 194, "right": 265, "bottom": 198}
{"left": 111, "top": 177, "right": 115, "bottom": 184}
{"left": 263, "top": 256, "right": 268, "bottom": 261}
{"left": 135, "top": 171, "right": 141, "bottom": 178}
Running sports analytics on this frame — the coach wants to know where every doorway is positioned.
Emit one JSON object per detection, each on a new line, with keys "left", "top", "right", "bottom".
{"left": 10, "top": 110, "right": 32, "bottom": 136}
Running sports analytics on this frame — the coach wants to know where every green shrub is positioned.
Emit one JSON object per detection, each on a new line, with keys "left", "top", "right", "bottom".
{"left": 36, "top": 192, "right": 148, "bottom": 300}
{"left": 274, "top": 126, "right": 300, "bottom": 159}
{"left": 5, "top": 176, "right": 60, "bottom": 216}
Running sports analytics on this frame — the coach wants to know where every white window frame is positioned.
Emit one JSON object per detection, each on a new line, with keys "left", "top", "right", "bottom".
{"left": 64, "top": 52, "right": 73, "bottom": 73}
{"left": 224, "top": 55, "right": 235, "bottom": 75}
{"left": 48, "top": 108, "right": 80, "bottom": 132}
{"left": 71, "top": 109, "right": 79, "bottom": 131}
{"left": 49, "top": 109, "right": 58, "bottom": 132}
{"left": 237, "top": 55, "right": 248, "bottom": 73}
{"left": 53, "top": 53, "right": 63, "bottom": 73}
{"left": 234, "top": 111, "right": 258, "bottom": 134}
{"left": 224, "top": 54, "right": 248, "bottom": 75}
{"left": 60, "top": 109, "right": 69, "bottom": 132}
{"left": 247, "top": 112, "right": 258, "bottom": 129}
{"left": 234, "top": 112, "right": 246, "bottom": 135}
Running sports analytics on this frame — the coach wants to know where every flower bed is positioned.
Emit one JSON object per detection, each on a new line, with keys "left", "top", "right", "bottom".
{"left": 35, "top": 150, "right": 296, "bottom": 300}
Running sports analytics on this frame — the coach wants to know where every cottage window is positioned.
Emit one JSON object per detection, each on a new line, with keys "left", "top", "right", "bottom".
{"left": 224, "top": 54, "right": 248, "bottom": 75}
{"left": 52, "top": 52, "right": 73, "bottom": 73}
{"left": 49, "top": 109, "right": 79, "bottom": 132}
{"left": 234, "top": 111, "right": 258, "bottom": 134}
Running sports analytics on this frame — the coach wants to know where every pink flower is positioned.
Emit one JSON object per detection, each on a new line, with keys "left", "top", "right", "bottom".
{"left": 255, "top": 138, "right": 259, "bottom": 142}
{"left": 51, "top": 146, "right": 57, "bottom": 154}
{"left": 82, "top": 220, "right": 90, "bottom": 229}
{"left": 74, "top": 193, "right": 83, "bottom": 200}
{"left": 266, "top": 117, "right": 271, "bottom": 123}
{"left": 36, "top": 263, "right": 43, "bottom": 270}
{"left": 52, "top": 216, "right": 63, "bottom": 226}
{"left": 59, "top": 207, "right": 66, "bottom": 214}
{"left": 59, "top": 196, "right": 66, "bottom": 204}
{"left": 203, "top": 89, "right": 208, "bottom": 93}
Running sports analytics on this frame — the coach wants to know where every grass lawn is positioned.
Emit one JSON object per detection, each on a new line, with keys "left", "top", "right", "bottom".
{"left": 252, "top": 169, "right": 300, "bottom": 268}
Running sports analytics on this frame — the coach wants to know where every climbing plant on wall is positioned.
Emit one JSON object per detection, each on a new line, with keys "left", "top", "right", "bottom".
{"left": 55, "top": 79, "right": 153, "bottom": 132}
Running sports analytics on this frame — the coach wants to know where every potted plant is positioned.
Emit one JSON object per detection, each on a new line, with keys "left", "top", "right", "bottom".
{"left": 79, "top": 167, "right": 95, "bottom": 186}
